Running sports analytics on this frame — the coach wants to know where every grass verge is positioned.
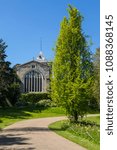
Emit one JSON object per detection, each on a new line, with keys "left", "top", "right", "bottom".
{"left": 49, "top": 116, "right": 100, "bottom": 150}
{"left": 0, "top": 106, "right": 65, "bottom": 129}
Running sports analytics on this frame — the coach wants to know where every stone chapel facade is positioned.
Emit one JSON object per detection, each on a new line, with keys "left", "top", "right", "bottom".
{"left": 15, "top": 52, "right": 50, "bottom": 93}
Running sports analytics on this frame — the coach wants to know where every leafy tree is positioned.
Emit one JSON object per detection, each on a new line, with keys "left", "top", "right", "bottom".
{"left": 6, "top": 82, "right": 21, "bottom": 105}
{"left": 51, "top": 5, "right": 93, "bottom": 122}
{"left": 0, "top": 39, "right": 21, "bottom": 107}
{"left": 92, "top": 48, "right": 100, "bottom": 107}
{"left": 0, "top": 39, "right": 11, "bottom": 106}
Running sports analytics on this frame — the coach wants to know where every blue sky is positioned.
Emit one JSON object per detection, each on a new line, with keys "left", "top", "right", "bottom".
{"left": 0, "top": 0, "right": 100, "bottom": 66}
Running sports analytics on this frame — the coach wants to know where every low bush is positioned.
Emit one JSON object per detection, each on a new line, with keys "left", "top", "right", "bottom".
{"left": 36, "top": 99, "right": 51, "bottom": 109}
{"left": 19, "top": 92, "right": 50, "bottom": 104}
{"left": 77, "top": 120, "right": 99, "bottom": 127}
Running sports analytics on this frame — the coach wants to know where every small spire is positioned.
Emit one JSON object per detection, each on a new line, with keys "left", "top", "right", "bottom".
{"left": 36, "top": 38, "right": 47, "bottom": 62}
{"left": 37, "top": 51, "right": 46, "bottom": 62}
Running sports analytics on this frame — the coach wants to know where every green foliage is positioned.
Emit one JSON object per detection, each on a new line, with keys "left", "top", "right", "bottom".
{"left": 51, "top": 5, "right": 93, "bottom": 121}
{"left": 6, "top": 83, "right": 21, "bottom": 105}
{"left": 0, "top": 39, "right": 7, "bottom": 61}
{"left": 0, "top": 39, "right": 21, "bottom": 107}
{"left": 92, "top": 48, "right": 100, "bottom": 107}
{"left": 36, "top": 99, "right": 51, "bottom": 110}
{"left": 0, "top": 39, "right": 12, "bottom": 90}
{"left": 0, "top": 39, "right": 11, "bottom": 107}
{"left": 84, "top": 116, "right": 100, "bottom": 125}
{"left": 88, "top": 97, "right": 99, "bottom": 112}
{"left": 19, "top": 92, "right": 50, "bottom": 104}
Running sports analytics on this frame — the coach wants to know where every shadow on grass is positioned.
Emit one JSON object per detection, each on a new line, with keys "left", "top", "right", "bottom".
{"left": 0, "top": 108, "right": 31, "bottom": 119}
{"left": 49, "top": 123, "right": 68, "bottom": 132}
{"left": 0, "top": 105, "right": 45, "bottom": 119}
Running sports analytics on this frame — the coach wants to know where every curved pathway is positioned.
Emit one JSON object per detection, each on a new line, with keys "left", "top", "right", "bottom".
{"left": 0, "top": 117, "right": 86, "bottom": 150}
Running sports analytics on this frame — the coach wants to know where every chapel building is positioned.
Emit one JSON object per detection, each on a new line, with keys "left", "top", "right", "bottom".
{"left": 15, "top": 52, "right": 50, "bottom": 93}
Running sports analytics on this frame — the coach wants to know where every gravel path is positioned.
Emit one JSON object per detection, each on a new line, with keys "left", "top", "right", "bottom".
{"left": 0, "top": 116, "right": 86, "bottom": 150}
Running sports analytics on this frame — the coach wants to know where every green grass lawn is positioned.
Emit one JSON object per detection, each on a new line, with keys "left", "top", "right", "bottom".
{"left": 84, "top": 116, "right": 100, "bottom": 125}
{"left": 0, "top": 106, "right": 65, "bottom": 129}
{"left": 49, "top": 116, "right": 100, "bottom": 150}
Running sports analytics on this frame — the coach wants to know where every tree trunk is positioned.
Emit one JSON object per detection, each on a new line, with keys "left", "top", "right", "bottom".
{"left": 73, "top": 111, "right": 78, "bottom": 122}
{"left": 6, "top": 98, "right": 13, "bottom": 107}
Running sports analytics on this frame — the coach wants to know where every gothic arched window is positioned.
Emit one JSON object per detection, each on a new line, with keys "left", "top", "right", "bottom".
{"left": 24, "top": 71, "right": 43, "bottom": 92}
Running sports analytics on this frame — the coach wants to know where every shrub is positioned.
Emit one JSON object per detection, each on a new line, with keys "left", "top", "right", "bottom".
{"left": 19, "top": 92, "right": 50, "bottom": 104}
{"left": 6, "top": 83, "right": 21, "bottom": 106}
{"left": 36, "top": 99, "right": 51, "bottom": 109}
{"left": 77, "top": 120, "right": 99, "bottom": 127}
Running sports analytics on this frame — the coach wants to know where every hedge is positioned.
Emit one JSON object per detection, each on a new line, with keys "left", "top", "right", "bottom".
{"left": 19, "top": 92, "right": 50, "bottom": 103}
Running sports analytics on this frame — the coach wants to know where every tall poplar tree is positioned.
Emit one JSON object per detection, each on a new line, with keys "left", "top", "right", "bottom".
{"left": 51, "top": 5, "right": 93, "bottom": 121}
